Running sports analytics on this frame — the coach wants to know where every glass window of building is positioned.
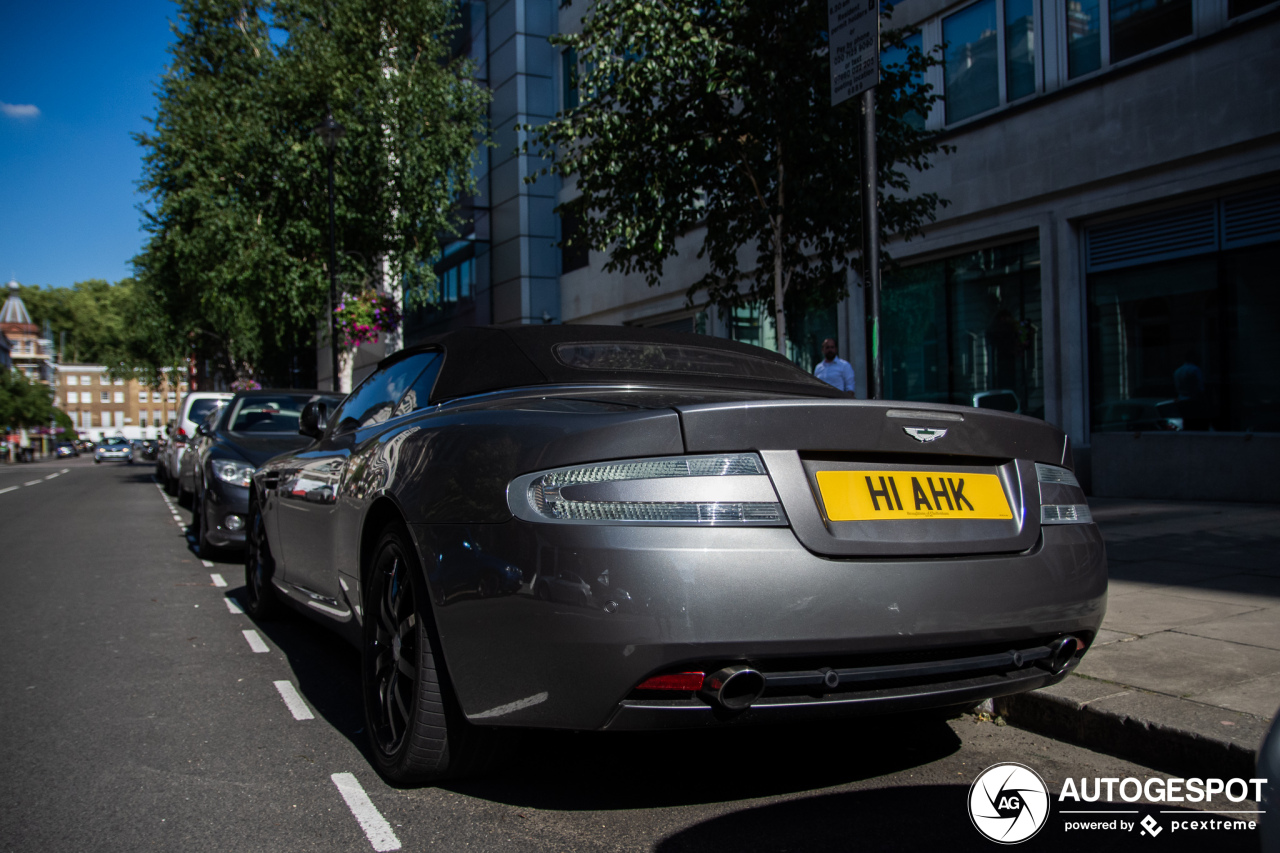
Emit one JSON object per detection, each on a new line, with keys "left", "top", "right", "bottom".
{"left": 68, "top": 392, "right": 78, "bottom": 404}
{"left": 1066, "top": 0, "right": 1102, "bottom": 78}
{"left": 1108, "top": 0, "right": 1191, "bottom": 64}
{"left": 1089, "top": 239, "right": 1280, "bottom": 434}
{"left": 67, "top": 376, "right": 77, "bottom": 386}
{"left": 1229, "top": 0, "right": 1274, "bottom": 15}
{"left": 883, "top": 239, "right": 1043, "bottom": 419}
{"left": 944, "top": 0, "right": 1000, "bottom": 123}
{"left": 881, "top": 32, "right": 928, "bottom": 130}
{"left": 100, "top": 392, "right": 109, "bottom": 403}
{"left": 562, "top": 48, "right": 579, "bottom": 111}
{"left": 1004, "top": 0, "right": 1036, "bottom": 101}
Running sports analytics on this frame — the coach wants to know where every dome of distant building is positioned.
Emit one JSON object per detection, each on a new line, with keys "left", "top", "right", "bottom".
{"left": 1, "top": 279, "right": 35, "bottom": 327}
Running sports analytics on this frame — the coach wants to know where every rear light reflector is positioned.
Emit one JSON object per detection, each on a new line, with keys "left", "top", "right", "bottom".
{"left": 1041, "top": 504, "right": 1093, "bottom": 524}
{"left": 636, "top": 672, "right": 706, "bottom": 692}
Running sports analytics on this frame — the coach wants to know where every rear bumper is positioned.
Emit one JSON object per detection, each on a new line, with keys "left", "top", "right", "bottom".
{"left": 606, "top": 667, "right": 1066, "bottom": 730}
{"left": 411, "top": 520, "right": 1107, "bottom": 731}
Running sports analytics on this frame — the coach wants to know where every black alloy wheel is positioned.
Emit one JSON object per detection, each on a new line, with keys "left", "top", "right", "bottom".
{"left": 243, "top": 501, "right": 281, "bottom": 619}
{"left": 363, "top": 524, "right": 502, "bottom": 784}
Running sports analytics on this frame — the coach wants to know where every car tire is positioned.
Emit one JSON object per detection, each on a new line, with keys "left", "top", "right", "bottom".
{"left": 94, "top": 458, "right": 101, "bottom": 465}
{"left": 165, "top": 472, "right": 178, "bottom": 496}
{"left": 194, "top": 489, "right": 217, "bottom": 558}
{"left": 244, "top": 501, "right": 281, "bottom": 620}
{"left": 363, "top": 524, "right": 503, "bottom": 785}
{"left": 177, "top": 482, "right": 193, "bottom": 509}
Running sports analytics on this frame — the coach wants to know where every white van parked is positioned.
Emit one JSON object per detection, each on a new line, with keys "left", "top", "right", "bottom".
{"left": 160, "top": 391, "right": 232, "bottom": 505}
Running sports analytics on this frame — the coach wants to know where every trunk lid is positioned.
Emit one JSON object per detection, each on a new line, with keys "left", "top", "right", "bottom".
{"left": 677, "top": 399, "right": 1069, "bottom": 558}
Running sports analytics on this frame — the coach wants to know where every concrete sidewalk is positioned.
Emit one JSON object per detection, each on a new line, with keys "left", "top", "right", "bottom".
{"left": 993, "top": 497, "right": 1280, "bottom": 778}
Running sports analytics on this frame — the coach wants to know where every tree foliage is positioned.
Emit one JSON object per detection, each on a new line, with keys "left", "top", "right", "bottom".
{"left": 132, "top": 0, "right": 489, "bottom": 384}
{"left": 16, "top": 279, "right": 139, "bottom": 368}
{"left": 525, "top": 0, "right": 947, "bottom": 354}
{"left": 0, "top": 368, "right": 55, "bottom": 430}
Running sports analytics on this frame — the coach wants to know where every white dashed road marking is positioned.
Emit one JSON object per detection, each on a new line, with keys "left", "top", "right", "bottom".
{"left": 24, "top": 480, "right": 41, "bottom": 487}
{"left": 273, "top": 680, "right": 315, "bottom": 721}
{"left": 211, "top": 573, "right": 227, "bottom": 588}
{"left": 331, "top": 773, "right": 401, "bottom": 852}
{"left": 242, "top": 630, "right": 270, "bottom": 653}
{"left": 60, "top": 468, "right": 68, "bottom": 474}
{"left": 0, "top": 486, "right": 17, "bottom": 495}
{"left": 201, "top": 559, "right": 215, "bottom": 568}
{"left": 224, "top": 596, "right": 244, "bottom": 614}
{"left": 44, "top": 473, "right": 59, "bottom": 480}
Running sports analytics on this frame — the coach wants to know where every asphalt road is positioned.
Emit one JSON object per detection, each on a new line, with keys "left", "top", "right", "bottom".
{"left": 0, "top": 457, "right": 1263, "bottom": 852}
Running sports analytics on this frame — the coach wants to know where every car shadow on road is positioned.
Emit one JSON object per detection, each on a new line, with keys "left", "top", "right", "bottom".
{"left": 447, "top": 714, "right": 964, "bottom": 811}
{"left": 651, "top": 786, "right": 1257, "bottom": 852}
{"left": 228, "top": 584, "right": 372, "bottom": 762}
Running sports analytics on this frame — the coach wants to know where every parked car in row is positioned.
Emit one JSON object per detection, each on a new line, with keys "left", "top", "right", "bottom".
{"left": 243, "top": 325, "right": 1106, "bottom": 785}
{"left": 158, "top": 391, "right": 232, "bottom": 505}
{"left": 56, "top": 441, "right": 79, "bottom": 458}
{"left": 186, "top": 389, "right": 343, "bottom": 555}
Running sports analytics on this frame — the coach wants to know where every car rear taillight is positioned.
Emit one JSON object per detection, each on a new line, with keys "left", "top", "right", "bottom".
{"left": 509, "top": 453, "right": 786, "bottom": 526}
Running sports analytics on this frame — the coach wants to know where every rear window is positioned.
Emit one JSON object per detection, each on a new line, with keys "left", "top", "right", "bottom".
{"left": 553, "top": 342, "right": 831, "bottom": 388}
{"left": 187, "top": 398, "right": 224, "bottom": 423}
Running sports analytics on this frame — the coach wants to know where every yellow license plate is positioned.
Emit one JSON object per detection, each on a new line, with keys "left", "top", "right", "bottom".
{"left": 816, "top": 470, "right": 1013, "bottom": 521}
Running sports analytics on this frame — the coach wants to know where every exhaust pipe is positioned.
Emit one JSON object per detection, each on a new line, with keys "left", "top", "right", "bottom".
{"left": 700, "top": 665, "right": 766, "bottom": 711}
{"left": 1041, "top": 636, "right": 1082, "bottom": 676}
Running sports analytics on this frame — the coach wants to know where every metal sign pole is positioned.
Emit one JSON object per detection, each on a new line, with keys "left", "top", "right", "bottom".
{"left": 863, "top": 87, "right": 881, "bottom": 400}
{"left": 828, "top": 0, "right": 880, "bottom": 399}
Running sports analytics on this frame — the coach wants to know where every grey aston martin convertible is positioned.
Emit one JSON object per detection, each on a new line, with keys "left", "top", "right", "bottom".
{"left": 244, "top": 325, "right": 1106, "bottom": 784}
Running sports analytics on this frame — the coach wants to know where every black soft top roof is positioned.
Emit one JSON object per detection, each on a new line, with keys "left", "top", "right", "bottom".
{"left": 384, "top": 325, "right": 842, "bottom": 403}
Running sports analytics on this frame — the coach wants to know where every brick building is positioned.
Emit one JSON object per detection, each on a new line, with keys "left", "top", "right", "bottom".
{"left": 55, "top": 364, "right": 187, "bottom": 441}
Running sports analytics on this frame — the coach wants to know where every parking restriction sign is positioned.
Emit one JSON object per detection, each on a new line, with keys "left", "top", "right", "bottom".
{"left": 828, "top": 0, "right": 879, "bottom": 106}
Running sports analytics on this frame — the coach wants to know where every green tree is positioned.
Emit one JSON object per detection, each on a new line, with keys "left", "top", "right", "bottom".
{"left": 0, "top": 368, "right": 54, "bottom": 430}
{"left": 133, "top": 0, "right": 488, "bottom": 385}
{"left": 525, "top": 1, "right": 948, "bottom": 355}
{"left": 18, "top": 279, "right": 136, "bottom": 367}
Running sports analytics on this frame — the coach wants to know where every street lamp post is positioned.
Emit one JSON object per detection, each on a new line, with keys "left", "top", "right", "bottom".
{"left": 314, "top": 110, "right": 346, "bottom": 393}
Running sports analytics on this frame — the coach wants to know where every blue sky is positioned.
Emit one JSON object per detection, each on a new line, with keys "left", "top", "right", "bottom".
{"left": 0, "top": 1, "right": 178, "bottom": 289}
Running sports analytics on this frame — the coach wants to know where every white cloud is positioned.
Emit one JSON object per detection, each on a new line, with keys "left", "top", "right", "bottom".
{"left": 1, "top": 102, "right": 41, "bottom": 119}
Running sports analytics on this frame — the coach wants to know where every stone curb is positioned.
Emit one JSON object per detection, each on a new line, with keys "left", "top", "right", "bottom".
{"left": 989, "top": 676, "right": 1269, "bottom": 780}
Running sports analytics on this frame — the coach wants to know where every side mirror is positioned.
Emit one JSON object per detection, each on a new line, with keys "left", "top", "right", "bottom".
{"left": 195, "top": 422, "right": 210, "bottom": 437}
{"left": 300, "top": 401, "right": 329, "bottom": 439}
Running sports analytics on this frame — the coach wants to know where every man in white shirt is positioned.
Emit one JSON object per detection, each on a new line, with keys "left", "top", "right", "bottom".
{"left": 814, "top": 337, "right": 855, "bottom": 394}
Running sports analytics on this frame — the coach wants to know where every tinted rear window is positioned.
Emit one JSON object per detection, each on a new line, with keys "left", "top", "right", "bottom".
{"left": 188, "top": 398, "right": 223, "bottom": 422}
{"left": 554, "top": 342, "right": 832, "bottom": 389}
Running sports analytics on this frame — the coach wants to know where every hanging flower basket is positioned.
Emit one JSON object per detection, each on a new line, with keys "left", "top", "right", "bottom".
{"left": 334, "top": 290, "right": 401, "bottom": 350}
{"left": 230, "top": 378, "right": 262, "bottom": 391}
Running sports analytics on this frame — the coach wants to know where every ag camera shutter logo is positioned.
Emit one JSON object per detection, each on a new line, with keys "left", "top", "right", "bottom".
{"left": 969, "top": 762, "right": 1050, "bottom": 844}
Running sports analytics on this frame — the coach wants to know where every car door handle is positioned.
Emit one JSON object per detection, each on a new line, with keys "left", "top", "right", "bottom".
{"left": 263, "top": 471, "right": 280, "bottom": 490}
